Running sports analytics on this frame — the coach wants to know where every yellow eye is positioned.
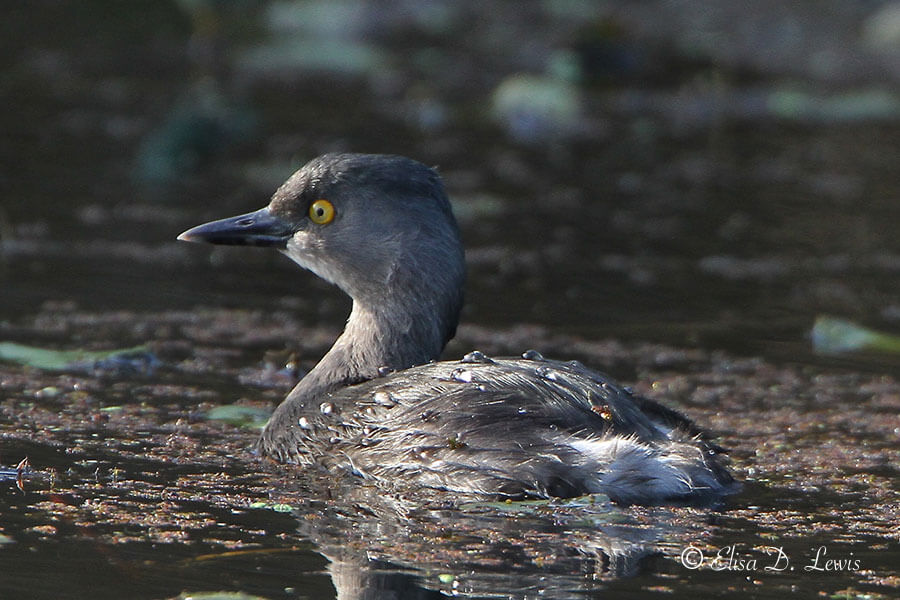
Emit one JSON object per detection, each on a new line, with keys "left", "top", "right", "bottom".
{"left": 308, "top": 199, "right": 335, "bottom": 225}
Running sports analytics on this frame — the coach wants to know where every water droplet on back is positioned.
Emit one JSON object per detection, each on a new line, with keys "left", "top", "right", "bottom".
{"left": 372, "top": 391, "right": 396, "bottom": 407}
{"left": 451, "top": 368, "right": 474, "bottom": 383}
{"left": 461, "top": 350, "right": 493, "bottom": 364}
{"left": 535, "top": 366, "right": 559, "bottom": 381}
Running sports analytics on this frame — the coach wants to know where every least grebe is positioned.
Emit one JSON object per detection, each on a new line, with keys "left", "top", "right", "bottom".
{"left": 178, "top": 153, "right": 734, "bottom": 503}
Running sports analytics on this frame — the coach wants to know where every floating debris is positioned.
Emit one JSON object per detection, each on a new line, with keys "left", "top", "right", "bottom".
{"left": 249, "top": 501, "right": 294, "bottom": 514}
{"left": 204, "top": 405, "right": 272, "bottom": 429}
{"left": 0, "top": 457, "right": 30, "bottom": 493}
{"left": 0, "top": 342, "right": 160, "bottom": 376}
{"left": 34, "top": 386, "right": 60, "bottom": 398}
{"left": 811, "top": 315, "right": 900, "bottom": 355}
{"left": 175, "top": 592, "right": 271, "bottom": 600}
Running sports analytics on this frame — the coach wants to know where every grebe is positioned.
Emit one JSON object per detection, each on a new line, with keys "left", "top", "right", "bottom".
{"left": 178, "top": 153, "right": 734, "bottom": 504}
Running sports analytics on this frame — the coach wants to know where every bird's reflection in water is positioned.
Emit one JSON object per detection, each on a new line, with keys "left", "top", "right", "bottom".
{"left": 282, "top": 477, "right": 705, "bottom": 599}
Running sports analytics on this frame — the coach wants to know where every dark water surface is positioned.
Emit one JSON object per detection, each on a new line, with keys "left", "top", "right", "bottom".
{"left": 2, "top": 2, "right": 899, "bottom": 599}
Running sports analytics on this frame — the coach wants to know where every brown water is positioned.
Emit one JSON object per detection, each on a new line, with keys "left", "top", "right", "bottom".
{"left": 2, "top": 3, "right": 899, "bottom": 599}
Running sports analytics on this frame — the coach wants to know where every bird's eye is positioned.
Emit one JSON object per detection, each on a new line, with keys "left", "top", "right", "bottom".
{"left": 308, "top": 199, "right": 335, "bottom": 225}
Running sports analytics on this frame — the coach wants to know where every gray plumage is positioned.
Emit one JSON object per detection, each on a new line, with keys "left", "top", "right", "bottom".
{"left": 178, "top": 153, "right": 736, "bottom": 504}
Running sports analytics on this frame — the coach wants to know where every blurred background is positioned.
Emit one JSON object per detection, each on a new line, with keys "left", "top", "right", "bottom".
{"left": 2, "top": 2, "right": 900, "bottom": 599}
{"left": 2, "top": 0, "right": 900, "bottom": 367}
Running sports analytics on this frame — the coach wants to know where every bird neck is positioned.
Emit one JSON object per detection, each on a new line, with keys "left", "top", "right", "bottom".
{"left": 257, "top": 237, "right": 465, "bottom": 460}
{"left": 310, "top": 298, "right": 448, "bottom": 391}
{"left": 259, "top": 292, "right": 459, "bottom": 446}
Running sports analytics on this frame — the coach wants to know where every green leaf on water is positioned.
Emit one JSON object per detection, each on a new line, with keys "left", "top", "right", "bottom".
{"left": 457, "top": 497, "right": 553, "bottom": 512}
{"left": 204, "top": 405, "right": 271, "bottom": 428}
{"left": 248, "top": 501, "right": 294, "bottom": 513}
{"left": 176, "top": 592, "right": 270, "bottom": 600}
{"left": 812, "top": 315, "right": 900, "bottom": 355}
{"left": 0, "top": 342, "right": 154, "bottom": 372}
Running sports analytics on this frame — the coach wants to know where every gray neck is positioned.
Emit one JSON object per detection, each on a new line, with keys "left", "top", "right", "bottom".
{"left": 299, "top": 298, "right": 449, "bottom": 396}
{"left": 257, "top": 281, "right": 461, "bottom": 457}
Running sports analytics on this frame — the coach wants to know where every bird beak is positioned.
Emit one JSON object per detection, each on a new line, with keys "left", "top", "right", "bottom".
{"left": 177, "top": 208, "right": 294, "bottom": 247}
